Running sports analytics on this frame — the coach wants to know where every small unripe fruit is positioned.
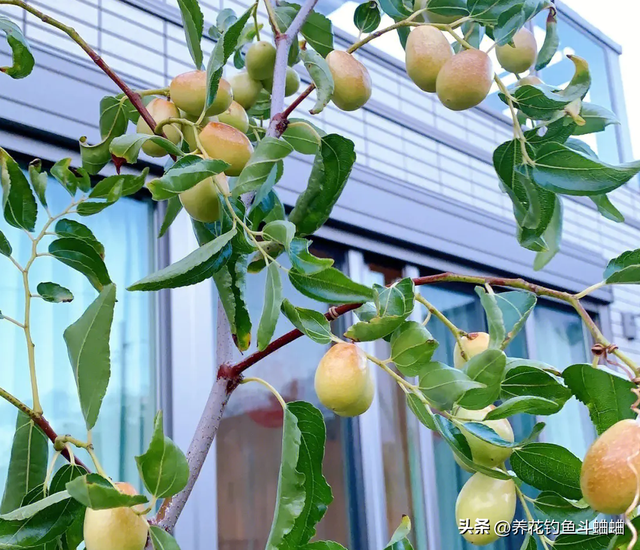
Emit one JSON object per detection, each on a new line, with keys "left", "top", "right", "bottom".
{"left": 405, "top": 26, "right": 453, "bottom": 93}
{"left": 218, "top": 101, "right": 250, "bottom": 133}
{"left": 180, "top": 173, "right": 229, "bottom": 223}
{"left": 454, "top": 332, "right": 490, "bottom": 369}
{"left": 581, "top": 419, "right": 640, "bottom": 514}
{"left": 437, "top": 50, "right": 493, "bottom": 111}
{"left": 496, "top": 28, "right": 538, "bottom": 74}
{"left": 262, "top": 67, "right": 301, "bottom": 97}
{"left": 136, "top": 98, "right": 181, "bottom": 158}
{"left": 456, "top": 474, "right": 516, "bottom": 546}
{"left": 326, "top": 50, "right": 372, "bottom": 112}
{"left": 84, "top": 482, "right": 148, "bottom": 550}
{"left": 454, "top": 406, "right": 514, "bottom": 469}
{"left": 314, "top": 343, "right": 374, "bottom": 417}
{"left": 199, "top": 122, "right": 254, "bottom": 176}
{"left": 246, "top": 41, "right": 277, "bottom": 81}
{"left": 170, "top": 71, "right": 233, "bottom": 117}
{"left": 230, "top": 72, "right": 263, "bottom": 110}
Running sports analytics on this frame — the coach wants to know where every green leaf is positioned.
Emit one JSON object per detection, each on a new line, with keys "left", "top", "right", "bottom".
{"left": 434, "top": 416, "right": 512, "bottom": 480}
{"left": 110, "top": 133, "right": 184, "bottom": 164}
{"left": 0, "top": 412, "right": 48, "bottom": 514}
{"left": 390, "top": 321, "right": 439, "bottom": 376}
{"left": 289, "top": 135, "right": 356, "bottom": 236}
{"left": 532, "top": 491, "right": 596, "bottom": 523}
{"left": 289, "top": 267, "right": 374, "bottom": 304}
{"left": 563, "top": 364, "right": 636, "bottom": 434}
{"left": 263, "top": 220, "right": 296, "bottom": 250}
{"left": 535, "top": 9, "right": 559, "bottom": 70}
{"left": 280, "top": 402, "right": 333, "bottom": 547}
{"left": 604, "top": 248, "right": 640, "bottom": 284}
{"left": 534, "top": 196, "right": 563, "bottom": 270}
{"left": 51, "top": 158, "right": 91, "bottom": 195}
{"left": 265, "top": 405, "right": 306, "bottom": 550}
{"left": 475, "top": 287, "right": 505, "bottom": 347}
{"left": 258, "top": 263, "right": 284, "bottom": 351}
{"left": 80, "top": 96, "right": 130, "bottom": 174}
{"left": 458, "top": 349, "right": 507, "bottom": 409}
{"left": 520, "top": 535, "right": 537, "bottom": 550}
{"left": 282, "top": 120, "right": 322, "bottom": 155}
{"left": 89, "top": 170, "right": 148, "bottom": 201}
{"left": 50, "top": 465, "right": 85, "bottom": 494}
{"left": 468, "top": 0, "right": 521, "bottom": 24}
{"left": 177, "top": 0, "right": 204, "bottom": 69}
{"left": 377, "top": 0, "right": 412, "bottom": 19}
{"left": 37, "top": 282, "right": 74, "bottom": 303}
{"left": 1, "top": 147, "right": 37, "bottom": 231}
{"left": 275, "top": 2, "right": 334, "bottom": 57}
{"left": 149, "top": 526, "right": 181, "bottom": 550}
{"left": 288, "top": 237, "right": 333, "bottom": 275}
{"left": 511, "top": 443, "right": 583, "bottom": 500}
{"left": 591, "top": 194, "right": 624, "bottom": 223}
{"left": 232, "top": 138, "right": 293, "bottom": 197}
{"left": 406, "top": 393, "right": 437, "bottom": 431}
{"left": 485, "top": 396, "right": 562, "bottom": 419}
{"left": 354, "top": 1, "right": 382, "bottom": 32}
{"left": 159, "top": 196, "right": 183, "bottom": 238}
{"left": 500, "top": 365, "right": 572, "bottom": 405}
{"left": 136, "top": 411, "right": 189, "bottom": 499}
{"left": 301, "top": 543, "right": 348, "bottom": 550}
{"left": 386, "top": 515, "right": 412, "bottom": 548}
{"left": 55, "top": 219, "right": 105, "bottom": 258}
{"left": 0, "top": 492, "right": 82, "bottom": 547}
{"left": 206, "top": 7, "right": 253, "bottom": 110}
{"left": 64, "top": 283, "right": 117, "bottom": 429}
{"left": 213, "top": 251, "right": 252, "bottom": 351}
{"left": 149, "top": 156, "right": 228, "bottom": 200}
{"left": 573, "top": 102, "right": 619, "bottom": 136}
{"left": 495, "top": 290, "right": 536, "bottom": 343}
{"left": 300, "top": 49, "right": 335, "bottom": 115}
{"left": 553, "top": 532, "right": 613, "bottom": 549}
{"left": 0, "top": 16, "right": 34, "bottom": 78}
{"left": 0, "top": 230, "right": 11, "bottom": 257}
{"left": 462, "top": 420, "right": 545, "bottom": 449}
{"left": 67, "top": 474, "right": 147, "bottom": 509}
{"left": 533, "top": 141, "right": 640, "bottom": 195}
{"left": 49, "top": 237, "right": 112, "bottom": 292}
{"left": 418, "top": 362, "right": 485, "bottom": 410}
{"left": 281, "top": 299, "right": 332, "bottom": 344}
{"left": 27, "top": 160, "right": 48, "bottom": 207}
{"left": 128, "top": 229, "right": 235, "bottom": 291}
{"left": 426, "top": 0, "right": 469, "bottom": 18}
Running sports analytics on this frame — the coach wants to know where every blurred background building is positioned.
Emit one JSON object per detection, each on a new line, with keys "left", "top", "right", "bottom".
{"left": 0, "top": 1, "right": 637, "bottom": 549}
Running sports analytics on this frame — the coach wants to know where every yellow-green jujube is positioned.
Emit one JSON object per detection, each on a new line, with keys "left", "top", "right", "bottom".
{"left": 326, "top": 51, "right": 372, "bottom": 112}
{"left": 314, "top": 343, "right": 374, "bottom": 417}
{"left": 453, "top": 332, "right": 490, "bottom": 369}
{"left": 170, "top": 70, "right": 233, "bottom": 117}
{"left": 581, "top": 419, "right": 640, "bottom": 514}
{"left": 84, "top": 482, "right": 148, "bottom": 550}
{"left": 136, "top": 98, "right": 181, "bottom": 158}
{"left": 229, "top": 72, "right": 263, "bottom": 110}
{"left": 179, "top": 173, "right": 229, "bottom": 223}
{"left": 456, "top": 474, "right": 517, "bottom": 546}
{"left": 245, "top": 41, "right": 277, "bottom": 81}
{"left": 496, "top": 28, "right": 538, "bottom": 74}
{"left": 436, "top": 50, "right": 494, "bottom": 111}
{"left": 218, "top": 101, "right": 250, "bottom": 133}
{"left": 199, "top": 121, "right": 254, "bottom": 177}
{"left": 454, "top": 406, "right": 515, "bottom": 468}
{"left": 262, "top": 67, "right": 301, "bottom": 97}
{"left": 405, "top": 26, "right": 453, "bottom": 93}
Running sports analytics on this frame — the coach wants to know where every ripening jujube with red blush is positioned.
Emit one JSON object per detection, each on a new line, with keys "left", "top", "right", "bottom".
{"left": 326, "top": 50, "right": 372, "bottom": 111}
{"left": 198, "top": 121, "right": 253, "bottom": 176}
{"left": 496, "top": 28, "right": 538, "bottom": 74}
{"left": 170, "top": 70, "right": 233, "bottom": 117}
{"left": 436, "top": 50, "right": 494, "bottom": 111}
{"left": 136, "top": 98, "right": 182, "bottom": 157}
{"left": 405, "top": 26, "right": 453, "bottom": 93}
{"left": 180, "top": 173, "right": 229, "bottom": 223}
{"left": 218, "top": 101, "right": 250, "bottom": 134}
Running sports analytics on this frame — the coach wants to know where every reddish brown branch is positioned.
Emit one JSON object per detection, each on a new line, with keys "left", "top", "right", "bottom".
{"left": 281, "top": 82, "right": 316, "bottom": 120}
{"left": 36, "top": 415, "right": 90, "bottom": 471}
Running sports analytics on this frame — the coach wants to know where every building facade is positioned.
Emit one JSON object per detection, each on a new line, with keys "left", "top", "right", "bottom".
{"left": 0, "top": 1, "right": 637, "bottom": 549}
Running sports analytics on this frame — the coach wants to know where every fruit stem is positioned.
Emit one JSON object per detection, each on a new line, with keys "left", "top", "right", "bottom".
{"left": 415, "top": 293, "right": 468, "bottom": 360}
{"left": 494, "top": 74, "right": 535, "bottom": 166}
{"left": 253, "top": 4, "right": 262, "bottom": 41}
{"left": 241, "top": 377, "right": 287, "bottom": 410}
{"left": 574, "top": 281, "right": 606, "bottom": 300}
{"left": 516, "top": 486, "right": 552, "bottom": 550}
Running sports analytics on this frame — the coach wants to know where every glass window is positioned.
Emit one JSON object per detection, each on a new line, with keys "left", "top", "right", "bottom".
{"left": 216, "top": 246, "right": 355, "bottom": 550}
{"left": 0, "top": 178, "right": 156, "bottom": 490}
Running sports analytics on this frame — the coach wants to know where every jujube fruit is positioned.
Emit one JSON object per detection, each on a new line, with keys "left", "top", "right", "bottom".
{"left": 230, "top": 72, "right": 263, "bottom": 110}
{"left": 454, "top": 406, "right": 514, "bottom": 468}
{"left": 454, "top": 332, "right": 490, "bottom": 369}
{"left": 170, "top": 70, "right": 233, "bottom": 116}
{"left": 180, "top": 173, "right": 229, "bottom": 223}
{"left": 581, "top": 419, "right": 640, "bottom": 514}
{"left": 436, "top": 50, "right": 493, "bottom": 111}
{"left": 218, "top": 101, "right": 250, "bottom": 133}
{"left": 136, "top": 98, "right": 181, "bottom": 158}
{"left": 405, "top": 26, "right": 453, "bottom": 93}
{"left": 314, "top": 343, "right": 374, "bottom": 417}
{"left": 326, "top": 50, "right": 372, "bottom": 112}
{"left": 456, "top": 473, "right": 516, "bottom": 546}
{"left": 84, "top": 482, "right": 148, "bottom": 550}
{"left": 262, "top": 67, "right": 301, "bottom": 97}
{"left": 496, "top": 29, "right": 537, "bottom": 74}
{"left": 199, "top": 122, "right": 254, "bottom": 177}
{"left": 245, "top": 41, "right": 277, "bottom": 81}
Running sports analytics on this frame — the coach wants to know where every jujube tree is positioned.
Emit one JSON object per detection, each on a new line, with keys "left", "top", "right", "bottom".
{"left": 0, "top": 0, "right": 640, "bottom": 549}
